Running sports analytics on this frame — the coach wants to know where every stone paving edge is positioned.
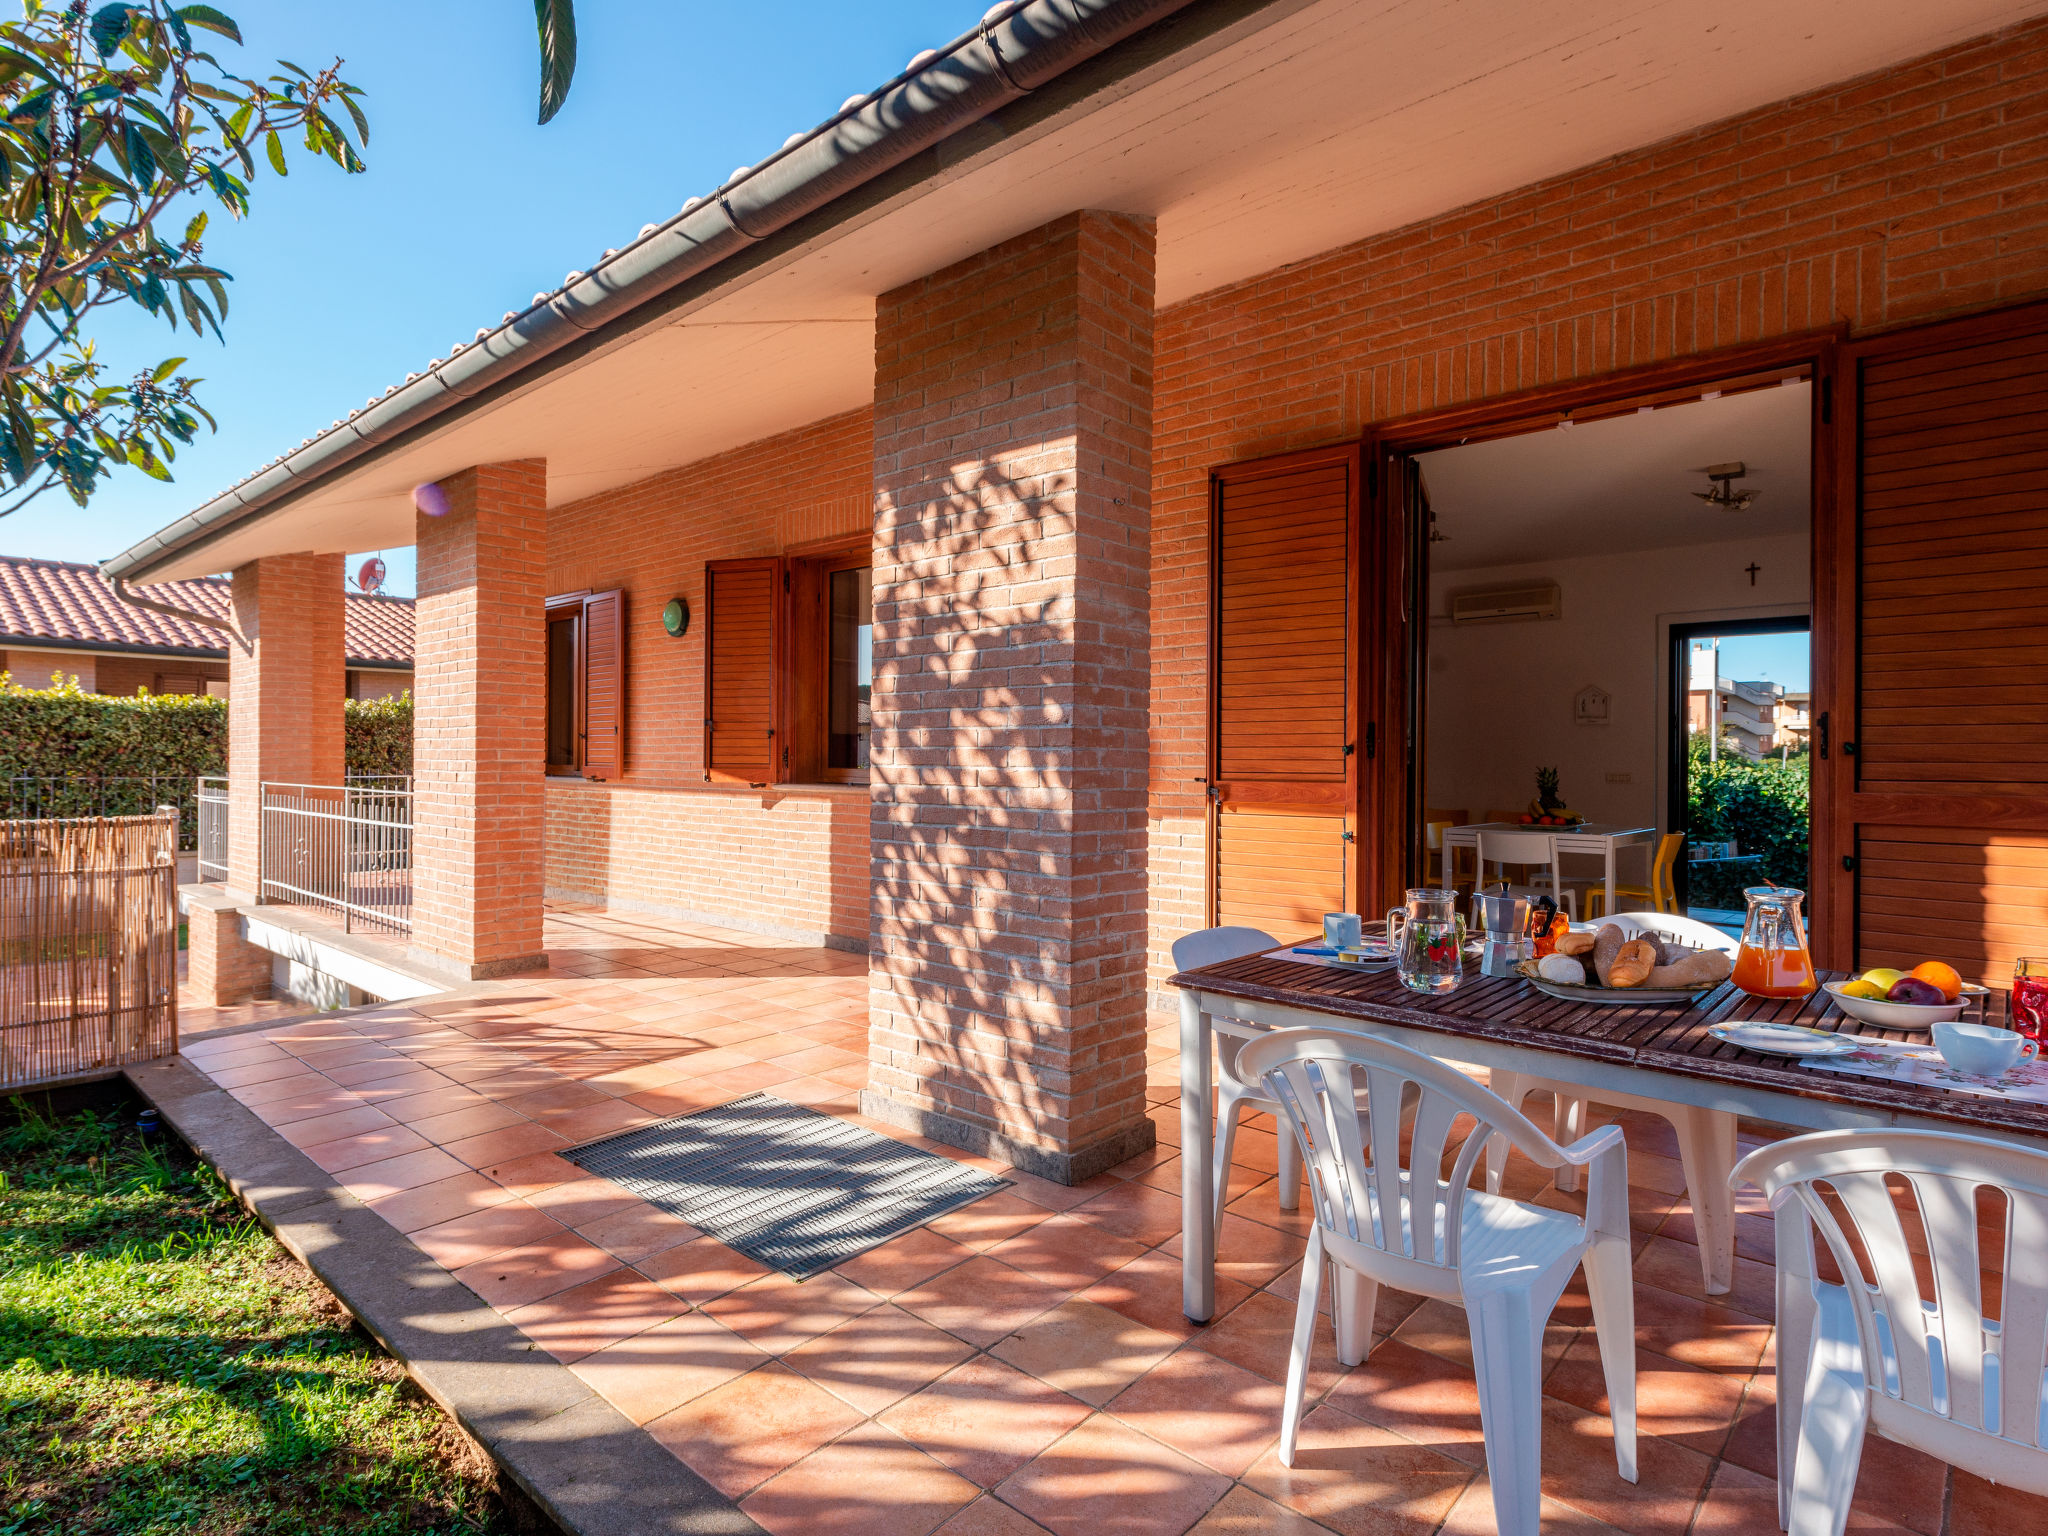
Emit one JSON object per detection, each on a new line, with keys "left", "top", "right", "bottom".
{"left": 126, "top": 1054, "right": 765, "bottom": 1536}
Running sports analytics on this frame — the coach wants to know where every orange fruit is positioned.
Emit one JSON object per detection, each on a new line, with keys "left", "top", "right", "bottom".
{"left": 1908, "top": 961, "right": 1963, "bottom": 1002}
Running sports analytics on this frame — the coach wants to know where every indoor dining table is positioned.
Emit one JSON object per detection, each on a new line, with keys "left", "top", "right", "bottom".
{"left": 1441, "top": 821, "right": 1655, "bottom": 914}
{"left": 1172, "top": 949, "right": 2038, "bottom": 1323}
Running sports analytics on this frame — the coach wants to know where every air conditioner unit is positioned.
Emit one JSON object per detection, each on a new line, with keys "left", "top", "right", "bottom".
{"left": 1449, "top": 581, "right": 1561, "bottom": 624}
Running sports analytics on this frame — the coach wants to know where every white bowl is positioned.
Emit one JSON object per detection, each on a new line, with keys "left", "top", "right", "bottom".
{"left": 1822, "top": 979, "right": 1980, "bottom": 1032}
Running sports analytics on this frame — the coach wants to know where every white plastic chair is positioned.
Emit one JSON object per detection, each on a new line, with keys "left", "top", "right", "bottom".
{"left": 1489, "top": 911, "right": 1742, "bottom": 1295}
{"left": 1477, "top": 829, "right": 1577, "bottom": 919}
{"left": 1171, "top": 926, "right": 1300, "bottom": 1225}
{"left": 1732, "top": 1129, "right": 2048, "bottom": 1534}
{"left": 1241, "top": 1028, "right": 1636, "bottom": 1536}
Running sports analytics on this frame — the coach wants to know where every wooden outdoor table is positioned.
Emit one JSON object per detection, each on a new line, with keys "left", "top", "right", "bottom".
{"left": 1171, "top": 951, "right": 2032, "bottom": 1322}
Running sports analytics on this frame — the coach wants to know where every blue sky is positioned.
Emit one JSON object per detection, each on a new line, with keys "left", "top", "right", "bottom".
{"left": 5, "top": 0, "right": 981, "bottom": 595}
{"left": 1693, "top": 632, "right": 1811, "bottom": 692}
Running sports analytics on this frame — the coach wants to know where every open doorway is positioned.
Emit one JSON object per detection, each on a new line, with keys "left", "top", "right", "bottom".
{"left": 1408, "top": 376, "right": 1814, "bottom": 928}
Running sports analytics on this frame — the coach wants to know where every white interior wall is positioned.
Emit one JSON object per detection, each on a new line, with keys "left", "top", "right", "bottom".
{"left": 1424, "top": 532, "right": 1809, "bottom": 838}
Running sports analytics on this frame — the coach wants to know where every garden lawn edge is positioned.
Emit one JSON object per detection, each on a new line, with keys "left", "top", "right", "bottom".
{"left": 125, "top": 1054, "right": 763, "bottom": 1536}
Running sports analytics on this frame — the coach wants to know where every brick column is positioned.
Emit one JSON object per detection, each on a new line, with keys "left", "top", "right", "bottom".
{"left": 188, "top": 551, "right": 345, "bottom": 1003}
{"left": 862, "top": 211, "right": 1156, "bottom": 1184}
{"left": 408, "top": 460, "right": 548, "bottom": 980}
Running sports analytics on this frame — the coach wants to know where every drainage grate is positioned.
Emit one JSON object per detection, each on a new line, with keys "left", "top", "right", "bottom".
{"left": 566, "top": 1093, "right": 1009, "bottom": 1279}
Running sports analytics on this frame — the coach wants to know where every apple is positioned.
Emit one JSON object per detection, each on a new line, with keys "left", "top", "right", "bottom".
{"left": 1860, "top": 968, "right": 1905, "bottom": 993}
{"left": 1886, "top": 977, "right": 1947, "bottom": 1006}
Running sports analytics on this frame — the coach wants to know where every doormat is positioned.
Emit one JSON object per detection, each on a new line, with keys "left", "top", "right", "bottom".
{"left": 566, "top": 1092, "right": 1009, "bottom": 1279}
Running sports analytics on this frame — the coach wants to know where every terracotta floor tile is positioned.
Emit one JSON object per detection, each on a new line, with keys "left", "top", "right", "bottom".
{"left": 362, "top": 1170, "right": 518, "bottom": 1233}
{"left": 274, "top": 1103, "right": 390, "bottom": 1146}
{"left": 1068, "top": 1180, "right": 1187, "bottom": 1247}
{"left": 879, "top": 1357, "right": 1094, "bottom": 1489}
{"left": 1552, "top": 1279, "right": 1771, "bottom": 1375}
{"left": 522, "top": 1174, "right": 643, "bottom": 1229}
{"left": 698, "top": 1061, "right": 801, "bottom": 1096}
{"left": 896, "top": 1254, "right": 1072, "bottom": 1349}
{"left": 830, "top": 1225, "right": 976, "bottom": 1297}
{"left": 409, "top": 1201, "right": 566, "bottom": 1269}
{"left": 1691, "top": 1461, "right": 1914, "bottom": 1536}
{"left": 443, "top": 1120, "right": 571, "bottom": 1169}
{"left": 1239, "top": 1402, "right": 1475, "bottom": 1536}
{"left": 503, "top": 1269, "right": 689, "bottom": 1363}
{"left": 988, "top": 1214, "right": 1151, "bottom": 1290}
{"left": 699, "top": 1269, "right": 883, "bottom": 1353}
{"left": 334, "top": 1146, "right": 469, "bottom": 1202}
{"left": 301, "top": 1124, "right": 433, "bottom": 1174}
{"left": 624, "top": 1081, "right": 734, "bottom": 1118}
{"left": 572, "top": 1308, "right": 771, "bottom": 1424}
{"left": 226, "top": 1070, "right": 335, "bottom": 1107}
{"left": 933, "top": 1496, "right": 1059, "bottom": 1536}
{"left": 989, "top": 1300, "right": 1184, "bottom": 1407}
{"left": 374, "top": 1084, "right": 492, "bottom": 1123}
{"left": 739, "top": 1422, "right": 981, "bottom": 1536}
{"left": 1077, "top": 1250, "right": 1255, "bottom": 1343}
{"left": 1438, "top": 1473, "right": 1630, "bottom": 1536}
{"left": 995, "top": 1411, "right": 1236, "bottom": 1536}
{"left": 205, "top": 1055, "right": 310, "bottom": 1089}
{"left": 1390, "top": 1295, "right": 1578, "bottom": 1376}
{"left": 480, "top": 1149, "right": 584, "bottom": 1197}
{"left": 1543, "top": 1333, "right": 1749, "bottom": 1459}
{"left": 782, "top": 1303, "right": 977, "bottom": 1415}
{"left": 538, "top": 1099, "right": 662, "bottom": 1145}
{"left": 575, "top": 1201, "right": 699, "bottom": 1262}
{"left": 1322, "top": 1337, "right": 1487, "bottom": 1467}
{"left": 1189, "top": 1289, "right": 1350, "bottom": 1398}
{"left": 1107, "top": 1345, "right": 1284, "bottom": 1477}
{"left": 1161, "top": 1215, "right": 1307, "bottom": 1290}
{"left": 1184, "top": 1484, "right": 1333, "bottom": 1536}
{"left": 404, "top": 1100, "right": 530, "bottom": 1146}
{"left": 637, "top": 1235, "right": 777, "bottom": 1303}
{"left": 645, "top": 1361, "right": 864, "bottom": 1499}
{"left": 1535, "top": 1392, "right": 1712, "bottom": 1536}
{"left": 449, "top": 1227, "right": 620, "bottom": 1309}
{"left": 925, "top": 1192, "right": 1053, "bottom": 1252}
{"left": 502, "top": 1082, "right": 613, "bottom": 1123}
{"left": 1631, "top": 1235, "right": 1780, "bottom": 1321}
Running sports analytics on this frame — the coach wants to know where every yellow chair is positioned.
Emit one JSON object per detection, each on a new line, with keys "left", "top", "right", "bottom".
{"left": 1425, "top": 808, "right": 1471, "bottom": 888}
{"left": 1584, "top": 832, "right": 1684, "bottom": 917}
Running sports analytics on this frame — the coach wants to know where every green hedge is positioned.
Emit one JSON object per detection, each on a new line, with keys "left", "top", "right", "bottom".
{"left": 0, "top": 674, "right": 411, "bottom": 785}
{"left": 1685, "top": 734, "right": 1810, "bottom": 906}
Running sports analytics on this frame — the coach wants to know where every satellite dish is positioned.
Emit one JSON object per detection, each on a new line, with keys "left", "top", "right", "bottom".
{"left": 354, "top": 556, "right": 386, "bottom": 594}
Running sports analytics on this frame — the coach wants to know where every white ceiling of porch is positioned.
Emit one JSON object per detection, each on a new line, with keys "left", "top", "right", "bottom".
{"left": 150, "top": 0, "right": 2048, "bottom": 578}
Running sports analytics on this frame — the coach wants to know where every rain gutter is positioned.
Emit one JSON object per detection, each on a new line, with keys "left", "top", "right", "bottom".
{"left": 100, "top": 0, "right": 1224, "bottom": 584}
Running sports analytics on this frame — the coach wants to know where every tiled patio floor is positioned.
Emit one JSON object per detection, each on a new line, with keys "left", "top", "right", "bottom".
{"left": 177, "top": 903, "right": 2041, "bottom": 1536}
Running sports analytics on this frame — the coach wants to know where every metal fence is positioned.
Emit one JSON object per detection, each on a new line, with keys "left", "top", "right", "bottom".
{"left": 258, "top": 780, "right": 414, "bottom": 936}
{"left": 4, "top": 776, "right": 202, "bottom": 851}
{"left": 0, "top": 810, "right": 179, "bottom": 1091}
{"left": 196, "top": 776, "right": 228, "bottom": 882}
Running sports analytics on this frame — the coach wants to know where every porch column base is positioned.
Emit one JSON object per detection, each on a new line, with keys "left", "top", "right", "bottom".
{"left": 402, "top": 947, "right": 550, "bottom": 984}
{"left": 858, "top": 1090, "right": 1156, "bottom": 1185}
{"left": 185, "top": 890, "right": 271, "bottom": 1007}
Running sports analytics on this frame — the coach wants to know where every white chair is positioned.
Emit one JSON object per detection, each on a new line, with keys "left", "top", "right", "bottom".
{"left": 1488, "top": 910, "right": 1742, "bottom": 1296}
{"left": 1241, "top": 1028, "right": 1636, "bottom": 1536}
{"left": 1732, "top": 1129, "right": 2048, "bottom": 1534}
{"left": 1171, "top": 926, "right": 1300, "bottom": 1225}
{"left": 1476, "top": 828, "right": 1577, "bottom": 920}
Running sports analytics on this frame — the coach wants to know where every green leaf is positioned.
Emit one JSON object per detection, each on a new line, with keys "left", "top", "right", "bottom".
{"left": 534, "top": 0, "right": 576, "bottom": 125}
{"left": 124, "top": 124, "right": 156, "bottom": 192}
{"left": 263, "top": 129, "right": 285, "bottom": 177}
{"left": 88, "top": 4, "right": 138, "bottom": 58}
{"left": 183, "top": 210, "right": 207, "bottom": 245}
{"left": 150, "top": 357, "right": 185, "bottom": 383}
{"left": 340, "top": 90, "right": 368, "bottom": 148}
{"left": 174, "top": 5, "right": 242, "bottom": 44}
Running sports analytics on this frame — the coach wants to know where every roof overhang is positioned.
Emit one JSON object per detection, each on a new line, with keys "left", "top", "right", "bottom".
{"left": 104, "top": 0, "right": 2048, "bottom": 582}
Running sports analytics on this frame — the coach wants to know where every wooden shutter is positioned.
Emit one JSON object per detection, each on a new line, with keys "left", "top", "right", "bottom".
{"left": 580, "top": 589, "right": 623, "bottom": 781}
{"left": 1210, "top": 445, "right": 1362, "bottom": 934}
{"left": 1820, "top": 303, "right": 2048, "bottom": 985}
{"left": 704, "top": 557, "right": 782, "bottom": 783}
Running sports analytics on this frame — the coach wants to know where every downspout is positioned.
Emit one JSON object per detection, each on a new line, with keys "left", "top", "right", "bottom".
{"left": 110, "top": 576, "right": 245, "bottom": 648}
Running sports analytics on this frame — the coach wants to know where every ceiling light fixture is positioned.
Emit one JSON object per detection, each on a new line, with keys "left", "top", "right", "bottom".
{"left": 1692, "top": 461, "right": 1758, "bottom": 513}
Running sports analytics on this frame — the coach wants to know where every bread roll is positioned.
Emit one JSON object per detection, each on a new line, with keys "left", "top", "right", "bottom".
{"left": 1645, "top": 950, "right": 1734, "bottom": 989}
{"left": 1606, "top": 938, "right": 1658, "bottom": 988}
{"left": 1537, "top": 953, "right": 1587, "bottom": 985}
{"left": 1591, "top": 924, "right": 1627, "bottom": 986}
{"left": 1555, "top": 931, "right": 1597, "bottom": 958}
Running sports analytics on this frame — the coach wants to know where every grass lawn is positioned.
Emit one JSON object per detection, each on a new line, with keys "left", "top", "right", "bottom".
{"left": 0, "top": 1093, "right": 523, "bottom": 1535}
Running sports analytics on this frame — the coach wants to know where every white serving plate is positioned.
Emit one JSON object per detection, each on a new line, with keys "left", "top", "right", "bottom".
{"left": 1516, "top": 961, "right": 1716, "bottom": 1006}
{"left": 1821, "top": 979, "right": 1986, "bottom": 1033}
{"left": 1708, "top": 1021, "right": 1856, "bottom": 1058}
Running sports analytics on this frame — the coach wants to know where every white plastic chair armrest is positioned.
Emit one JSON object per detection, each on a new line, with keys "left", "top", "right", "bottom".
{"left": 1555, "top": 1123, "right": 1627, "bottom": 1167}
{"left": 1561, "top": 1123, "right": 1631, "bottom": 1242}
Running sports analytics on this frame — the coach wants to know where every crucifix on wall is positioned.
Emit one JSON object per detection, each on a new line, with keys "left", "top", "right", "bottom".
{"left": 1745, "top": 562, "right": 1761, "bottom": 586}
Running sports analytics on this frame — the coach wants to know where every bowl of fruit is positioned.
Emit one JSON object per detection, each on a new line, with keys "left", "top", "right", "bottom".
{"left": 1823, "top": 963, "right": 1988, "bottom": 1031}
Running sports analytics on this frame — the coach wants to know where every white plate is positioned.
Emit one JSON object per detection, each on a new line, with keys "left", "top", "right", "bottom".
{"left": 1821, "top": 979, "right": 1986, "bottom": 1034}
{"left": 1516, "top": 960, "right": 1716, "bottom": 1006}
{"left": 1708, "top": 1021, "right": 1856, "bottom": 1058}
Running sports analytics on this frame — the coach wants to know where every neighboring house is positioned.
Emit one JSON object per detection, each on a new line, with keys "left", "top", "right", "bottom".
{"left": 0, "top": 557, "right": 412, "bottom": 700}
{"left": 1779, "top": 692, "right": 1812, "bottom": 750}
{"left": 112, "top": 2, "right": 2048, "bottom": 1184}
{"left": 1685, "top": 673, "right": 1787, "bottom": 759}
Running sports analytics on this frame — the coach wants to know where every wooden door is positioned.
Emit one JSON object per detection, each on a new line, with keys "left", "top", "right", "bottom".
{"left": 704, "top": 557, "right": 783, "bottom": 784}
{"left": 1209, "top": 444, "right": 1365, "bottom": 935}
{"left": 1820, "top": 303, "right": 2048, "bottom": 987}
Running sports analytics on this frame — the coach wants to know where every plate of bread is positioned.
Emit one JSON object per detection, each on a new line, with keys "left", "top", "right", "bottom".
{"left": 1516, "top": 922, "right": 1734, "bottom": 1005}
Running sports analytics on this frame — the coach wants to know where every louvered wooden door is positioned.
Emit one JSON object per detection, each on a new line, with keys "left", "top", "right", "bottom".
{"left": 580, "top": 590, "right": 623, "bottom": 780}
{"left": 704, "top": 558, "right": 783, "bottom": 784}
{"left": 1823, "top": 304, "right": 2048, "bottom": 986}
{"left": 1209, "top": 445, "right": 1365, "bottom": 935}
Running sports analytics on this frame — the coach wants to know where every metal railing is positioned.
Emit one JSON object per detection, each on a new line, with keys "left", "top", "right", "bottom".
{"left": 258, "top": 780, "right": 413, "bottom": 935}
{"left": 196, "top": 776, "right": 228, "bottom": 882}
{"left": 5, "top": 776, "right": 203, "bottom": 851}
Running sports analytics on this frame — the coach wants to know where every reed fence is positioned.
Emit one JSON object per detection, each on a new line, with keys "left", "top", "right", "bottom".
{"left": 0, "top": 809, "right": 179, "bottom": 1091}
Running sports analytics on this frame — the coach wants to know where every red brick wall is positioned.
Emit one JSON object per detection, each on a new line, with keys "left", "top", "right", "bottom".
{"left": 542, "top": 409, "right": 873, "bottom": 942}
{"left": 865, "top": 210, "right": 1157, "bottom": 1180}
{"left": 412, "top": 463, "right": 548, "bottom": 977}
{"left": 1144, "top": 16, "right": 2048, "bottom": 1008}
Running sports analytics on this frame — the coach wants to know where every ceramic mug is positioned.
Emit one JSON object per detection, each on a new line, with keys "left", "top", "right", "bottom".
{"left": 1323, "top": 912, "right": 1363, "bottom": 948}
{"left": 1933, "top": 1019, "right": 2038, "bottom": 1078}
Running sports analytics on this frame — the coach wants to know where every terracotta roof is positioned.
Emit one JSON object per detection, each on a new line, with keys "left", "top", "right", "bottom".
{"left": 0, "top": 556, "right": 412, "bottom": 667}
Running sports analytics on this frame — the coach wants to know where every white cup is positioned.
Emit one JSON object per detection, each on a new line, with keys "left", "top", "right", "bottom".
{"left": 1933, "top": 1019, "right": 2037, "bottom": 1078}
{"left": 1323, "top": 912, "right": 1362, "bottom": 948}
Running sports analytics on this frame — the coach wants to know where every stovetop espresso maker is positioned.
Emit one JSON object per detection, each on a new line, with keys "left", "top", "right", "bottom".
{"left": 1472, "top": 886, "right": 1531, "bottom": 978}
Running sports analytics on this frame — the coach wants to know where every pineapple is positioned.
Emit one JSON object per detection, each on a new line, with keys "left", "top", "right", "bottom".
{"left": 1529, "top": 766, "right": 1572, "bottom": 821}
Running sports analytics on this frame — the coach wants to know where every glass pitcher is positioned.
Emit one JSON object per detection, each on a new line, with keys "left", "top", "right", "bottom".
{"left": 1733, "top": 884, "right": 1817, "bottom": 998}
{"left": 1386, "top": 888, "right": 1464, "bottom": 995}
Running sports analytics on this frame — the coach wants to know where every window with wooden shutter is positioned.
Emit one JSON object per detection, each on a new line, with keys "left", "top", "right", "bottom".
{"left": 1821, "top": 303, "right": 2048, "bottom": 985}
{"left": 1210, "top": 445, "right": 1362, "bottom": 934}
{"left": 580, "top": 590, "right": 623, "bottom": 780}
{"left": 705, "top": 557, "right": 783, "bottom": 784}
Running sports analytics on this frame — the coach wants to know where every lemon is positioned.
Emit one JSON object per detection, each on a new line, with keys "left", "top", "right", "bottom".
{"left": 1837, "top": 979, "right": 1888, "bottom": 1000}
{"left": 1860, "top": 968, "right": 1905, "bottom": 992}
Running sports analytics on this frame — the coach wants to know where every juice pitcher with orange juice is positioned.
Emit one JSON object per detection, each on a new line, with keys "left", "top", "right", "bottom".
{"left": 1733, "top": 885, "right": 1817, "bottom": 998}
